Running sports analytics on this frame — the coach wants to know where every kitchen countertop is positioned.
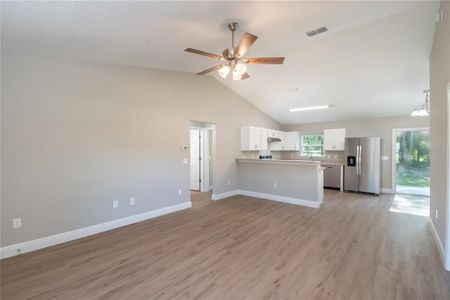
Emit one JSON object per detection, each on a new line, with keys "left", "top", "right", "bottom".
{"left": 237, "top": 158, "right": 321, "bottom": 166}
{"left": 238, "top": 158, "right": 344, "bottom": 166}
{"left": 320, "top": 162, "right": 345, "bottom": 166}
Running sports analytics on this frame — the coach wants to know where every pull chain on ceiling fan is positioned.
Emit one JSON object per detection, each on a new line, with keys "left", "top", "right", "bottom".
{"left": 185, "top": 22, "right": 285, "bottom": 80}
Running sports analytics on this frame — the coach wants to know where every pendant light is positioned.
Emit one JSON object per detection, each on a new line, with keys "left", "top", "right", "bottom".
{"left": 411, "top": 90, "right": 430, "bottom": 117}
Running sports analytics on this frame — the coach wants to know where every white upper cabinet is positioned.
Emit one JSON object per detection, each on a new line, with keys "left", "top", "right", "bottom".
{"left": 241, "top": 126, "right": 268, "bottom": 151}
{"left": 267, "top": 129, "right": 283, "bottom": 139}
{"left": 284, "top": 132, "right": 300, "bottom": 151}
{"left": 260, "top": 128, "right": 268, "bottom": 150}
{"left": 323, "top": 128, "right": 346, "bottom": 151}
{"left": 241, "top": 127, "right": 299, "bottom": 152}
{"left": 268, "top": 130, "right": 286, "bottom": 151}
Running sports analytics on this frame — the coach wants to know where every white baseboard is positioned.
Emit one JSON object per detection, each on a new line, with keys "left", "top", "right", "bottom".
{"left": 211, "top": 190, "right": 239, "bottom": 200}
{"left": 238, "top": 190, "right": 321, "bottom": 208}
{"left": 212, "top": 189, "right": 320, "bottom": 208}
{"left": 0, "top": 201, "right": 192, "bottom": 260}
{"left": 428, "top": 217, "right": 446, "bottom": 269}
{"left": 381, "top": 188, "right": 394, "bottom": 194}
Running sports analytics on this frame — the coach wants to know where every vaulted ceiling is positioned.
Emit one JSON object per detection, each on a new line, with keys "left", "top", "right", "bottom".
{"left": 1, "top": 1, "right": 439, "bottom": 124}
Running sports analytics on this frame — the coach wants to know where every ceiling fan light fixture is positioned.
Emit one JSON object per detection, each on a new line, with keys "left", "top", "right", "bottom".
{"left": 232, "top": 71, "right": 242, "bottom": 81}
{"left": 411, "top": 89, "right": 430, "bottom": 117}
{"left": 185, "top": 22, "right": 284, "bottom": 80}
{"left": 218, "top": 65, "right": 230, "bottom": 78}
{"left": 234, "top": 62, "right": 247, "bottom": 76}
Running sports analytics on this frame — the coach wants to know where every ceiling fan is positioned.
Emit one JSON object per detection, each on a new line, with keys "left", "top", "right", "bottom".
{"left": 185, "top": 22, "right": 285, "bottom": 81}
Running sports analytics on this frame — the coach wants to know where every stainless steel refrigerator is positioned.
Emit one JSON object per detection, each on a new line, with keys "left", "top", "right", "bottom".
{"left": 344, "top": 137, "right": 381, "bottom": 194}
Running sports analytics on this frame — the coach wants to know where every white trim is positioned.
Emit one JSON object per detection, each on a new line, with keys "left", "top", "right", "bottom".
{"left": 446, "top": 84, "right": 450, "bottom": 271}
{"left": 0, "top": 201, "right": 192, "bottom": 260}
{"left": 211, "top": 190, "right": 239, "bottom": 200}
{"left": 391, "top": 129, "right": 397, "bottom": 194}
{"left": 429, "top": 217, "right": 447, "bottom": 269}
{"left": 211, "top": 189, "right": 320, "bottom": 208}
{"left": 238, "top": 190, "right": 321, "bottom": 208}
{"left": 190, "top": 123, "right": 216, "bottom": 193}
{"left": 381, "top": 188, "right": 394, "bottom": 194}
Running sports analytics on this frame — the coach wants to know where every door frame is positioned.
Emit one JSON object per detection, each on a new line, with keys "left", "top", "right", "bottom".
{"left": 190, "top": 128, "right": 202, "bottom": 192}
{"left": 445, "top": 84, "right": 450, "bottom": 270}
{"left": 190, "top": 124, "right": 216, "bottom": 193}
{"left": 391, "top": 127, "right": 430, "bottom": 194}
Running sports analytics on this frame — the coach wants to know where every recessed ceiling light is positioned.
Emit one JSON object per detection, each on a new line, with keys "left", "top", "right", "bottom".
{"left": 289, "top": 105, "right": 330, "bottom": 112}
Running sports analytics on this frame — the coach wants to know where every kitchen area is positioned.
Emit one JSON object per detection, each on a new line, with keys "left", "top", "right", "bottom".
{"left": 238, "top": 126, "right": 381, "bottom": 208}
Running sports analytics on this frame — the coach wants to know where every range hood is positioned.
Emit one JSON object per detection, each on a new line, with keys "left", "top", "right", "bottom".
{"left": 267, "top": 137, "right": 282, "bottom": 142}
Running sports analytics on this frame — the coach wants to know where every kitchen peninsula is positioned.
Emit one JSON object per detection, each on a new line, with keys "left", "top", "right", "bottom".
{"left": 236, "top": 159, "right": 324, "bottom": 208}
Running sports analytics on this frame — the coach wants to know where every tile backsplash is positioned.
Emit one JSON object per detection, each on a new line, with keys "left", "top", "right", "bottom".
{"left": 240, "top": 150, "right": 345, "bottom": 163}
{"left": 281, "top": 151, "right": 345, "bottom": 162}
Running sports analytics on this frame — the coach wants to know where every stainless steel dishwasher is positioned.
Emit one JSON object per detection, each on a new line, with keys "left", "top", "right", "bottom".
{"left": 323, "top": 164, "right": 342, "bottom": 190}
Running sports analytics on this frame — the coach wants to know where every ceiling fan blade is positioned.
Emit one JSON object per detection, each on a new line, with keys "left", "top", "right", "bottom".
{"left": 185, "top": 48, "right": 223, "bottom": 59}
{"left": 196, "top": 65, "right": 224, "bottom": 75}
{"left": 235, "top": 32, "right": 258, "bottom": 58}
{"left": 240, "top": 72, "right": 250, "bottom": 80}
{"left": 244, "top": 57, "right": 285, "bottom": 64}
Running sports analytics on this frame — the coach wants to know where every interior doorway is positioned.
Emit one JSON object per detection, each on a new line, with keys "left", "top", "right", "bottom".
{"left": 190, "top": 128, "right": 202, "bottom": 191}
{"left": 190, "top": 121, "right": 215, "bottom": 206}
{"left": 393, "top": 128, "right": 430, "bottom": 196}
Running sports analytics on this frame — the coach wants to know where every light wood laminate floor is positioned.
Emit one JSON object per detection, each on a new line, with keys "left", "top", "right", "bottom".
{"left": 1, "top": 191, "right": 449, "bottom": 299}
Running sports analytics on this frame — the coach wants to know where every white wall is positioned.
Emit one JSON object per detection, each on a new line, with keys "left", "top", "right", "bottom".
{"left": 1, "top": 54, "right": 280, "bottom": 247}
{"left": 283, "top": 115, "right": 429, "bottom": 191}
{"left": 429, "top": 1, "right": 450, "bottom": 268}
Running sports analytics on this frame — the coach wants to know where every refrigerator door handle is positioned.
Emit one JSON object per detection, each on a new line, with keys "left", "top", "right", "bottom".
{"left": 358, "top": 146, "right": 362, "bottom": 176}
{"left": 356, "top": 145, "right": 360, "bottom": 175}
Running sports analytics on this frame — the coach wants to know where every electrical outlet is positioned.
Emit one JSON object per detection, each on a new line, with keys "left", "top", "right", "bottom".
{"left": 178, "top": 189, "right": 182, "bottom": 195}
{"left": 113, "top": 200, "right": 119, "bottom": 209}
{"left": 273, "top": 182, "right": 278, "bottom": 189}
{"left": 227, "top": 179, "right": 231, "bottom": 185}
{"left": 436, "top": 209, "right": 438, "bottom": 219}
{"left": 130, "top": 198, "right": 135, "bottom": 205}
{"left": 12, "top": 218, "right": 22, "bottom": 229}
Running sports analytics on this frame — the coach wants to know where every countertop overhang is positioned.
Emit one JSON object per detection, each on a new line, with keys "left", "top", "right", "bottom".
{"left": 237, "top": 158, "right": 321, "bottom": 167}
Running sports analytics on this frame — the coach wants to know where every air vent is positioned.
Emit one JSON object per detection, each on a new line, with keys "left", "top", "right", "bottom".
{"left": 305, "top": 26, "right": 328, "bottom": 37}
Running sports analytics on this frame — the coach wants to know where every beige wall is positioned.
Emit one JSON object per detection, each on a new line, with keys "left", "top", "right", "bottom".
{"left": 283, "top": 115, "right": 429, "bottom": 190}
{"left": 1, "top": 54, "right": 280, "bottom": 247}
{"left": 429, "top": 1, "right": 450, "bottom": 259}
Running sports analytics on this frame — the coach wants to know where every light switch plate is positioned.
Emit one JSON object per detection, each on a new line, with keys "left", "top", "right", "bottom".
{"left": 12, "top": 218, "right": 22, "bottom": 229}
{"left": 183, "top": 158, "right": 189, "bottom": 164}
{"left": 130, "top": 198, "right": 135, "bottom": 205}
{"left": 381, "top": 156, "right": 389, "bottom": 161}
{"left": 113, "top": 200, "right": 119, "bottom": 209}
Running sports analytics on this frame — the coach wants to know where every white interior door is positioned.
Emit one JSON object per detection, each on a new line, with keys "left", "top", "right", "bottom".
{"left": 190, "top": 129, "right": 201, "bottom": 191}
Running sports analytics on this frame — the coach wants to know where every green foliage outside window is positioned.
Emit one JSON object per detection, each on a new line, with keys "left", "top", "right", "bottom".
{"left": 302, "top": 135, "right": 324, "bottom": 156}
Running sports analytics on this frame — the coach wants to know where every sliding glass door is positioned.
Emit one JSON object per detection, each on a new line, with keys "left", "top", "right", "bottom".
{"left": 395, "top": 129, "right": 430, "bottom": 196}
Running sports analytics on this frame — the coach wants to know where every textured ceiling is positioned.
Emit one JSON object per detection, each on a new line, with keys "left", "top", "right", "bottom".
{"left": 1, "top": 1, "right": 439, "bottom": 124}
